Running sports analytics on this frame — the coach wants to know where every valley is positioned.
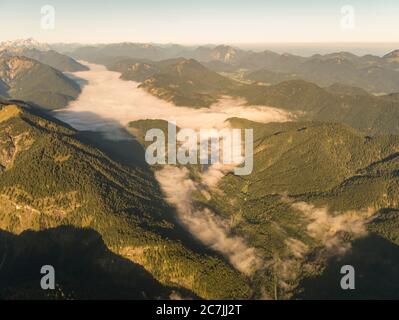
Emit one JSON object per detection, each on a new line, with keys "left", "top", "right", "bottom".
{"left": 1, "top": 39, "right": 399, "bottom": 300}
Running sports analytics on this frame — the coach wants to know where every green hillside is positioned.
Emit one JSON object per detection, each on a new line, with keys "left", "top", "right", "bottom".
{"left": 0, "top": 48, "right": 88, "bottom": 72}
{"left": 0, "top": 101, "right": 251, "bottom": 299}
{"left": 0, "top": 56, "right": 81, "bottom": 109}
{"left": 238, "top": 80, "right": 399, "bottom": 135}
{"left": 72, "top": 43, "right": 399, "bottom": 93}
{"left": 235, "top": 50, "right": 399, "bottom": 94}
{"left": 71, "top": 43, "right": 165, "bottom": 65}
{"left": 246, "top": 69, "right": 301, "bottom": 85}
{"left": 208, "top": 118, "right": 399, "bottom": 298}
{"left": 126, "top": 118, "right": 399, "bottom": 299}
{"left": 128, "top": 117, "right": 399, "bottom": 299}
{"left": 109, "top": 57, "right": 399, "bottom": 135}
{"left": 109, "top": 58, "right": 238, "bottom": 107}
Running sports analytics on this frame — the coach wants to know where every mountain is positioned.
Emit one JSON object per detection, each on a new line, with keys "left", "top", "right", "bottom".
{"left": 295, "top": 54, "right": 399, "bottom": 93}
{"left": 140, "top": 59, "right": 238, "bottom": 107}
{"left": 128, "top": 117, "right": 399, "bottom": 299}
{"left": 246, "top": 69, "right": 301, "bottom": 85}
{"left": 108, "top": 57, "right": 399, "bottom": 134}
{"left": 238, "top": 79, "right": 399, "bottom": 135}
{"left": 188, "top": 45, "right": 245, "bottom": 63}
{"left": 70, "top": 42, "right": 399, "bottom": 93}
{"left": 0, "top": 47, "right": 88, "bottom": 72}
{"left": 70, "top": 43, "right": 238, "bottom": 65}
{"left": 0, "top": 101, "right": 251, "bottom": 299}
{"left": 71, "top": 43, "right": 166, "bottom": 65}
{"left": 325, "top": 83, "right": 370, "bottom": 96}
{"left": 0, "top": 38, "right": 51, "bottom": 52}
{"left": 0, "top": 38, "right": 88, "bottom": 72}
{"left": 49, "top": 43, "right": 88, "bottom": 54}
{"left": 243, "top": 52, "right": 399, "bottom": 93}
{"left": 0, "top": 56, "right": 81, "bottom": 109}
{"left": 108, "top": 55, "right": 399, "bottom": 134}
{"left": 206, "top": 118, "right": 399, "bottom": 299}
{"left": 384, "top": 49, "right": 399, "bottom": 62}
{"left": 109, "top": 58, "right": 238, "bottom": 107}
{"left": 189, "top": 47, "right": 399, "bottom": 94}
{"left": 110, "top": 58, "right": 160, "bottom": 82}
{"left": 71, "top": 43, "right": 304, "bottom": 71}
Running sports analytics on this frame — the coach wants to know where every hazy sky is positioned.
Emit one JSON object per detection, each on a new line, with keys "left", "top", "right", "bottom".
{"left": 0, "top": 0, "right": 398, "bottom": 44}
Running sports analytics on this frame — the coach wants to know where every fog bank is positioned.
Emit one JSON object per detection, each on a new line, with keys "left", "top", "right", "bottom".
{"left": 156, "top": 166, "right": 262, "bottom": 275}
{"left": 56, "top": 62, "right": 292, "bottom": 276}
{"left": 55, "top": 63, "right": 291, "bottom": 140}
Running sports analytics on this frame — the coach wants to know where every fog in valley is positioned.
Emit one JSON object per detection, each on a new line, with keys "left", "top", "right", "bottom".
{"left": 55, "top": 62, "right": 291, "bottom": 274}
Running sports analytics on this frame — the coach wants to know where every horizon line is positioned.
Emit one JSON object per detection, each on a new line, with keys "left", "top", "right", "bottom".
{"left": 2, "top": 38, "right": 399, "bottom": 46}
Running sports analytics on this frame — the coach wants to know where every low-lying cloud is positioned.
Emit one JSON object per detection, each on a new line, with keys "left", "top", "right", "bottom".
{"left": 156, "top": 166, "right": 262, "bottom": 275}
{"left": 267, "top": 200, "right": 375, "bottom": 297}
{"left": 55, "top": 63, "right": 291, "bottom": 140}
{"left": 292, "top": 201, "right": 374, "bottom": 256}
{"left": 54, "top": 62, "right": 292, "bottom": 276}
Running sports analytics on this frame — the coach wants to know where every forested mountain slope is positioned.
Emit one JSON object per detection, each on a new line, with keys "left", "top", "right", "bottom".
{"left": 0, "top": 101, "right": 251, "bottom": 299}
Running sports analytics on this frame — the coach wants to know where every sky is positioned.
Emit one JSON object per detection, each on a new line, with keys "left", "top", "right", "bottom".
{"left": 0, "top": 0, "right": 398, "bottom": 44}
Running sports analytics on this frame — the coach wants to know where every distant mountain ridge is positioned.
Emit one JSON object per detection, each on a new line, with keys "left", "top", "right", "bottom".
{"left": 2, "top": 38, "right": 399, "bottom": 300}
{"left": 71, "top": 42, "right": 399, "bottom": 93}
{"left": 0, "top": 56, "right": 81, "bottom": 109}
{"left": 384, "top": 49, "right": 399, "bottom": 62}
{"left": 239, "top": 79, "right": 399, "bottom": 134}
{"left": 128, "top": 116, "right": 399, "bottom": 299}
{"left": 108, "top": 57, "right": 399, "bottom": 134}
{"left": 0, "top": 38, "right": 51, "bottom": 51}
{"left": 0, "top": 101, "right": 251, "bottom": 299}
{"left": 109, "top": 57, "right": 237, "bottom": 107}
{"left": 0, "top": 47, "right": 88, "bottom": 72}
{"left": 215, "top": 118, "right": 399, "bottom": 299}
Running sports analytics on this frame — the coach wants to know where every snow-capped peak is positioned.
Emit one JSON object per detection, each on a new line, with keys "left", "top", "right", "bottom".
{"left": 0, "top": 38, "right": 51, "bottom": 51}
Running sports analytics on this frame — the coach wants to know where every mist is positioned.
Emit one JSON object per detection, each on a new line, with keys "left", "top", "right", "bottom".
{"left": 156, "top": 166, "right": 262, "bottom": 275}
{"left": 268, "top": 200, "right": 376, "bottom": 296}
{"left": 55, "top": 62, "right": 292, "bottom": 276}
{"left": 56, "top": 63, "right": 291, "bottom": 139}
{"left": 292, "top": 202, "right": 374, "bottom": 256}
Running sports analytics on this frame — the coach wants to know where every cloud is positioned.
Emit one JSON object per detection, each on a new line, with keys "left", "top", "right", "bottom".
{"left": 199, "top": 163, "right": 236, "bottom": 188}
{"left": 55, "top": 62, "right": 292, "bottom": 276}
{"left": 285, "top": 238, "right": 309, "bottom": 259}
{"left": 267, "top": 200, "right": 376, "bottom": 297}
{"left": 55, "top": 63, "right": 291, "bottom": 140}
{"left": 156, "top": 166, "right": 262, "bottom": 275}
{"left": 292, "top": 201, "right": 374, "bottom": 256}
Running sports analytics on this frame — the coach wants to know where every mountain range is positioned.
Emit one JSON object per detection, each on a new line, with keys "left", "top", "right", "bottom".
{"left": 0, "top": 56, "right": 81, "bottom": 109}
{"left": 2, "top": 39, "right": 399, "bottom": 300}
{"left": 108, "top": 56, "right": 399, "bottom": 135}
{"left": 129, "top": 117, "right": 399, "bottom": 299}
{"left": 0, "top": 100, "right": 250, "bottom": 299}
{"left": 0, "top": 38, "right": 51, "bottom": 52}
{"left": 0, "top": 47, "right": 88, "bottom": 72}
{"left": 71, "top": 42, "right": 399, "bottom": 94}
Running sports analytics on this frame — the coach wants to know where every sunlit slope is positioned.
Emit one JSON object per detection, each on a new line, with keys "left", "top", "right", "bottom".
{"left": 0, "top": 47, "right": 88, "bottom": 72}
{"left": 0, "top": 102, "right": 251, "bottom": 299}
{"left": 110, "top": 58, "right": 399, "bottom": 134}
{"left": 109, "top": 58, "right": 238, "bottom": 108}
{"left": 202, "top": 118, "right": 399, "bottom": 298}
{"left": 0, "top": 56, "right": 81, "bottom": 109}
{"left": 239, "top": 80, "right": 399, "bottom": 135}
